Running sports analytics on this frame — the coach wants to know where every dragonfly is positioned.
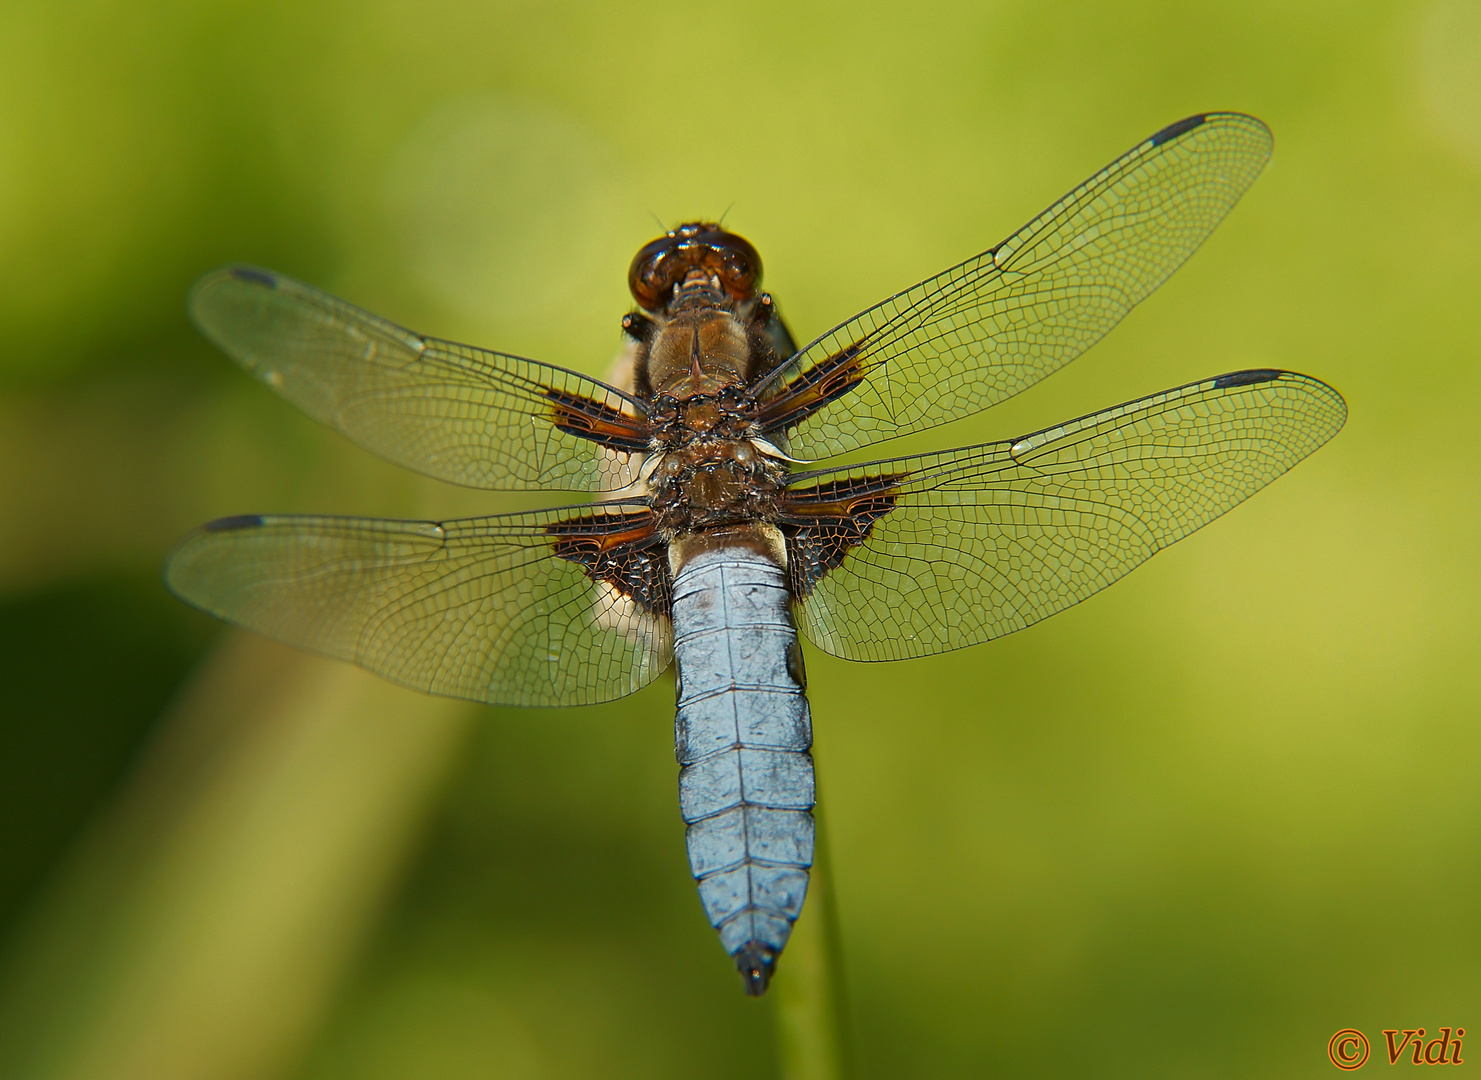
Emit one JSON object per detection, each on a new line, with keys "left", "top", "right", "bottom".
{"left": 166, "top": 112, "right": 1346, "bottom": 995}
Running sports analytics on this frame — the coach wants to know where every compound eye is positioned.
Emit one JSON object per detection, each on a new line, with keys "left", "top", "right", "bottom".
{"left": 628, "top": 234, "right": 683, "bottom": 310}
{"left": 627, "top": 223, "right": 764, "bottom": 309}
{"left": 697, "top": 227, "right": 762, "bottom": 301}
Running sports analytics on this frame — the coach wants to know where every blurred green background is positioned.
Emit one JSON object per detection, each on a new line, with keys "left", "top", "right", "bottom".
{"left": 2, "top": 1, "right": 1479, "bottom": 1077}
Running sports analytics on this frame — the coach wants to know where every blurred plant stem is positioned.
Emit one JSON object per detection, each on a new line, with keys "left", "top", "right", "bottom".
{"left": 772, "top": 777, "right": 852, "bottom": 1080}
{"left": 0, "top": 632, "right": 474, "bottom": 1080}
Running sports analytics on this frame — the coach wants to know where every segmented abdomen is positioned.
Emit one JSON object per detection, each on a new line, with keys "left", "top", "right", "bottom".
{"left": 671, "top": 544, "right": 815, "bottom": 995}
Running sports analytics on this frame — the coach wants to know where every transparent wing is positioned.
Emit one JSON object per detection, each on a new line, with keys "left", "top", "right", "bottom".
{"left": 164, "top": 505, "right": 672, "bottom": 706}
{"left": 755, "top": 113, "right": 1274, "bottom": 458}
{"left": 190, "top": 267, "right": 649, "bottom": 491}
{"left": 780, "top": 370, "right": 1346, "bottom": 661}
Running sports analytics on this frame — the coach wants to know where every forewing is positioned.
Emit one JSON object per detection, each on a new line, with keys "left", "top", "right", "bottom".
{"left": 164, "top": 505, "right": 672, "bottom": 706}
{"left": 780, "top": 370, "right": 1346, "bottom": 660}
{"left": 190, "top": 267, "right": 648, "bottom": 491}
{"left": 755, "top": 114, "right": 1274, "bottom": 458}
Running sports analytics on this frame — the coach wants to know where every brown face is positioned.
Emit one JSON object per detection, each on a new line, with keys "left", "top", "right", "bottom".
{"left": 627, "top": 222, "right": 763, "bottom": 312}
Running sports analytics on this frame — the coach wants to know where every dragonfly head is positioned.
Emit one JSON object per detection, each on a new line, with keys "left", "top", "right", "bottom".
{"left": 628, "top": 222, "right": 762, "bottom": 312}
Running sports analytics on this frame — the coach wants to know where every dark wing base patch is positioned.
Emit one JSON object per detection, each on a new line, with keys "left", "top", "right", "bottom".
{"left": 753, "top": 341, "right": 867, "bottom": 434}
{"left": 777, "top": 473, "right": 909, "bottom": 597}
{"left": 544, "top": 388, "right": 652, "bottom": 453}
{"left": 546, "top": 510, "right": 672, "bottom": 616}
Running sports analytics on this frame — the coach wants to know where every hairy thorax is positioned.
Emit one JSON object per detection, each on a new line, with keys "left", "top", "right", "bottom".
{"left": 639, "top": 304, "right": 788, "bottom": 538}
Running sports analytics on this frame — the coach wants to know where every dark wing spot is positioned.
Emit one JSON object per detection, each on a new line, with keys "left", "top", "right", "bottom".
{"left": 778, "top": 472, "right": 910, "bottom": 597}
{"left": 1212, "top": 369, "right": 1281, "bottom": 389}
{"left": 1150, "top": 114, "right": 1207, "bottom": 147}
{"left": 546, "top": 510, "right": 672, "bottom": 616}
{"left": 228, "top": 267, "right": 278, "bottom": 288}
{"left": 202, "top": 514, "right": 266, "bottom": 532}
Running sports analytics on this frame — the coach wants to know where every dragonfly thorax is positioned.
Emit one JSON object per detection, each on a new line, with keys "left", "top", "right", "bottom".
{"left": 641, "top": 307, "right": 755, "bottom": 398}
{"left": 633, "top": 279, "right": 793, "bottom": 539}
{"left": 645, "top": 437, "right": 787, "bottom": 539}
